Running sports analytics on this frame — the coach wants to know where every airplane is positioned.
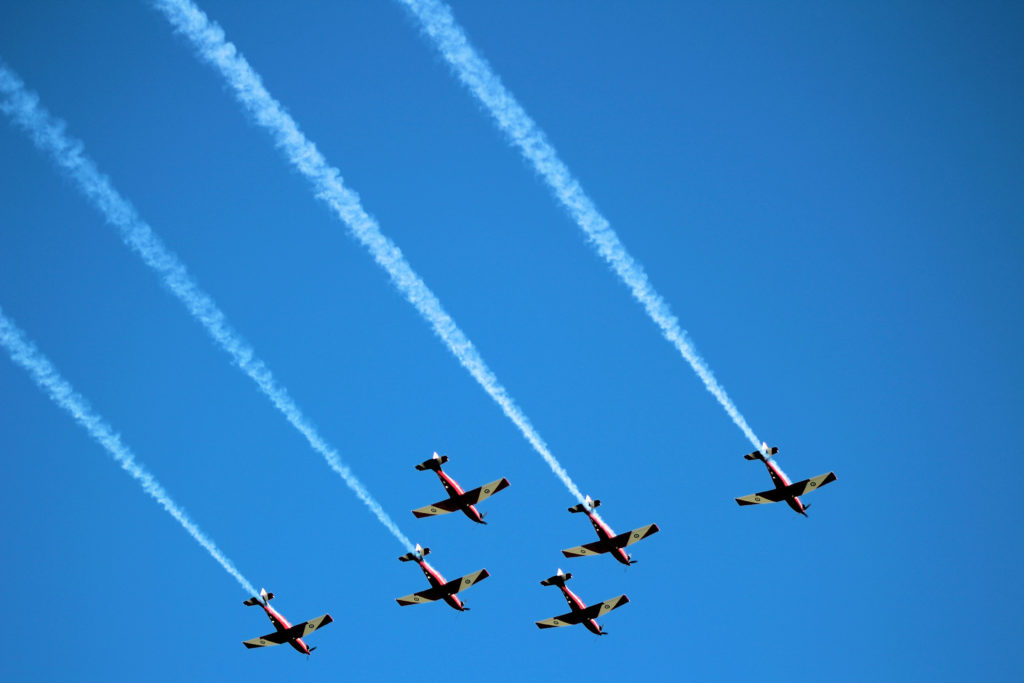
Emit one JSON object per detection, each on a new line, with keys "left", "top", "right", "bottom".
{"left": 735, "top": 443, "right": 838, "bottom": 516}
{"left": 411, "top": 452, "right": 510, "bottom": 525}
{"left": 395, "top": 544, "right": 490, "bottom": 611}
{"left": 535, "top": 569, "right": 629, "bottom": 636}
{"left": 561, "top": 495, "right": 660, "bottom": 566}
{"left": 241, "top": 589, "right": 333, "bottom": 654}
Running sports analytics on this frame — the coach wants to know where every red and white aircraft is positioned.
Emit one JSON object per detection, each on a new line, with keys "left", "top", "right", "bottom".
{"left": 561, "top": 495, "right": 660, "bottom": 566}
{"left": 535, "top": 569, "right": 629, "bottom": 636}
{"left": 241, "top": 589, "right": 333, "bottom": 654}
{"left": 411, "top": 453, "right": 510, "bottom": 524}
{"left": 735, "top": 444, "right": 837, "bottom": 516}
{"left": 395, "top": 544, "right": 490, "bottom": 611}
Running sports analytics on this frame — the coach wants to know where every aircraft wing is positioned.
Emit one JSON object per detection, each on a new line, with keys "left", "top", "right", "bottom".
{"left": 561, "top": 539, "right": 608, "bottom": 558}
{"left": 396, "top": 569, "right": 490, "bottom": 606}
{"left": 536, "top": 610, "right": 584, "bottom": 628}
{"left": 735, "top": 472, "right": 837, "bottom": 505}
{"left": 735, "top": 488, "right": 789, "bottom": 505}
{"left": 411, "top": 497, "right": 463, "bottom": 518}
{"left": 608, "top": 524, "right": 660, "bottom": 549}
{"left": 242, "top": 614, "right": 333, "bottom": 648}
{"left": 784, "top": 471, "right": 837, "bottom": 497}
{"left": 456, "top": 477, "right": 510, "bottom": 506}
{"left": 578, "top": 595, "right": 629, "bottom": 621}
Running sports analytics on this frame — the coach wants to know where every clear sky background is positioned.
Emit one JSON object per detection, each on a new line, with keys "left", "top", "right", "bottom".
{"left": 1, "top": 1, "right": 1021, "bottom": 681}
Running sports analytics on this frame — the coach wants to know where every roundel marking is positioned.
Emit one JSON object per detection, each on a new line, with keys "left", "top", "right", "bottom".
{"left": 603, "top": 604, "right": 610, "bottom": 610}
{"left": 413, "top": 597, "right": 420, "bottom": 601}
{"left": 553, "top": 620, "right": 559, "bottom": 624}
{"left": 430, "top": 508, "right": 437, "bottom": 512}
{"left": 465, "top": 578, "right": 471, "bottom": 584}
{"left": 810, "top": 481, "right": 817, "bottom": 487}
{"left": 633, "top": 533, "right": 639, "bottom": 539}
{"left": 484, "top": 488, "right": 491, "bottom": 494}
{"left": 755, "top": 497, "right": 762, "bottom": 502}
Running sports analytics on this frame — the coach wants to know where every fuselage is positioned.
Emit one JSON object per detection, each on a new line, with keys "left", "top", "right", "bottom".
{"left": 556, "top": 584, "right": 602, "bottom": 636}
{"left": 586, "top": 512, "right": 631, "bottom": 566}
{"left": 764, "top": 459, "right": 806, "bottom": 516}
{"left": 260, "top": 603, "right": 311, "bottom": 655}
{"left": 416, "top": 558, "right": 466, "bottom": 611}
{"left": 434, "top": 468, "right": 485, "bottom": 524}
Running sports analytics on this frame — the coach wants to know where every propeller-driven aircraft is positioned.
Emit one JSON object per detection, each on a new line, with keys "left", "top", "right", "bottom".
{"left": 241, "top": 589, "right": 333, "bottom": 654}
{"left": 561, "top": 495, "right": 660, "bottom": 566}
{"left": 735, "top": 444, "right": 837, "bottom": 516}
{"left": 395, "top": 544, "right": 490, "bottom": 611}
{"left": 535, "top": 569, "right": 629, "bottom": 636}
{"left": 411, "top": 452, "right": 510, "bottom": 524}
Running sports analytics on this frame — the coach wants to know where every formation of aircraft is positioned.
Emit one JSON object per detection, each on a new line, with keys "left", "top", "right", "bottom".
{"left": 561, "top": 495, "right": 660, "bottom": 566}
{"left": 535, "top": 569, "right": 629, "bottom": 636}
{"left": 240, "top": 445, "right": 836, "bottom": 650}
{"left": 735, "top": 444, "right": 838, "bottom": 517}
{"left": 395, "top": 544, "right": 490, "bottom": 611}
{"left": 241, "top": 589, "right": 333, "bottom": 655}
{"left": 411, "top": 452, "right": 510, "bottom": 524}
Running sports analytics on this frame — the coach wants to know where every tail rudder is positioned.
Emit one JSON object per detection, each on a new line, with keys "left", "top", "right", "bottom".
{"left": 415, "top": 452, "right": 448, "bottom": 471}
{"left": 746, "top": 444, "right": 778, "bottom": 461}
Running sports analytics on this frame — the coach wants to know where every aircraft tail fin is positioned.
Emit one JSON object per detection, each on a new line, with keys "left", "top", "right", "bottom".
{"left": 540, "top": 568, "right": 572, "bottom": 586}
{"left": 745, "top": 444, "right": 778, "bottom": 461}
{"left": 244, "top": 589, "right": 274, "bottom": 606}
{"left": 398, "top": 544, "right": 430, "bottom": 562}
{"left": 567, "top": 497, "right": 600, "bottom": 513}
{"left": 415, "top": 452, "right": 449, "bottom": 471}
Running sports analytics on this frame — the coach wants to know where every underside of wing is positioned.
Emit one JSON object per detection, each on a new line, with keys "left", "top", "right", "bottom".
{"left": 561, "top": 540, "right": 608, "bottom": 558}
{"left": 396, "top": 586, "right": 447, "bottom": 606}
{"left": 411, "top": 497, "right": 462, "bottom": 518}
{"left": 243, "top": 631, "right": 289, "bottom": 648}
{"left": 443, "top": 569, "right": 490, "bottom": 595}
{"left": 783, "top": 472, "right": 838, "bottom": 497}
{"left": 609, "top": 524, "right": 660, "bottom": 549}
{"left": 579, "top": 595, "right": 629, "bottom": 621}
{"left": 536, "top": 610, "right": 583, "bottom": 629}
{"left": 456, "top": 478, "right": 511, "bottom": 506}
{"left": 735, "top": 487, "right": 788, "bottom": 505}
{"left": 242, "top": 614, "right": 333, "bottom": 648}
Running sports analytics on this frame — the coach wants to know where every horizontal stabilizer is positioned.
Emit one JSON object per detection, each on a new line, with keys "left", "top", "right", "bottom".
{"left": 242, "top": 614, "right": 332, "bottom": 648}
{"left": 415, "top": 453, "right": 449, "bottom": 471}
{"left": 540, "top": 570, "right": 572, "bottom": 586}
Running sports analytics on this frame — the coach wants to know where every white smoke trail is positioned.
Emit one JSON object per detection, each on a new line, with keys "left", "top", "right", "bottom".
{"left": 0, "top": 62, "right": 414, "bottom": 552}
{"left": 153, "top": 0, "right": 592, "bottom": 507}
{"left": 398, "top": 0, "right": 764, "bottom": 452}
{"left": 0, "top": 307, "right": 257, "bottom": 595}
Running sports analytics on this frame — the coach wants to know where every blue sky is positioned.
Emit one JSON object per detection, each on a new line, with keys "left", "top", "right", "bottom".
{"left": 1, "top": 1, "right": 1022, "bottom": 681}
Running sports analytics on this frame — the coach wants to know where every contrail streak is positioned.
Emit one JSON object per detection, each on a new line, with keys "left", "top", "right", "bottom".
{"left": 153, "top": 0, "right": 592, "bottom": 506}
{"left": 0, "top": 307, "right": 257, "bottom": 595}
{"left": 0, "top": 61, "right": 414, "bottom": 551}
{"left": 398, "top": 0, "right": 764, "bottom": 452}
